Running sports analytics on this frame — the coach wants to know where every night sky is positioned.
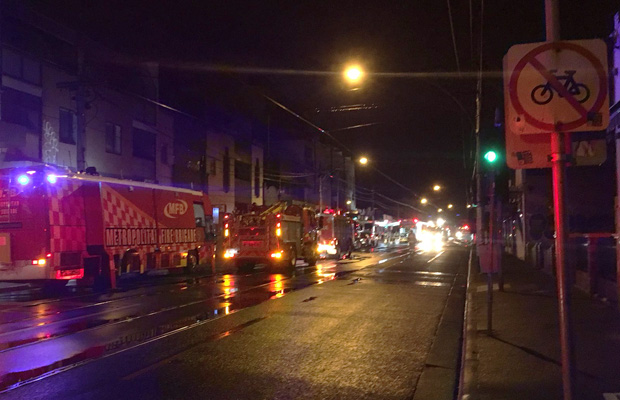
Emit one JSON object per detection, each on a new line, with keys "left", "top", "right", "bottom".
{"left": 27, "top": 0, "right": 618, "bottom": 212}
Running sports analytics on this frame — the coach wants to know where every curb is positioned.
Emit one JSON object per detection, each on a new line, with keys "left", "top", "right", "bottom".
{"left": 457, "top": 248, "right": 478, "bottom": 399}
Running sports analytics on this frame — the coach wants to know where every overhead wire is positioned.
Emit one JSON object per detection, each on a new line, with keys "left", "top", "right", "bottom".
{"left": 446, "top": 0, "right": 461, "bottom": 73}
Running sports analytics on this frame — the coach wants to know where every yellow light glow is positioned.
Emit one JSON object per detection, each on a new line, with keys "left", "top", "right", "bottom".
{"left": 438, "top": 208, "right": 443, "bottom": 213}
{"left": 344, "top": 65, "right": 364, "bottom": 83}
{"left": 37, "top": 259, "right": 46, "bottom": 266}
{"left": 224, "top": 229, "right": 229, "bottom": 237}
{"left": 223, "top": 275, "right": 234, "bottom": 287}
{"left": 270, "top": 251, "right": 283, "bottom": 259}
{"left": 276, "top": 228, "right": 282, "bottom": 237}
{"left": 359, "top": 157, "right": 368, "bottom": 165}
{"left": 433, "top": 185, "right": 441, "bottom": 191}
{"left": 271, "top": 274, "right": 284, "bottom": 292}
{"left": 447, "top": 204, "right": 453, "bottom": 209}
{"left": 346, "top": 200, "right": 352, "bottom": 205}
{"left": 420, "top": 198, "right": 428, "bottom": 204}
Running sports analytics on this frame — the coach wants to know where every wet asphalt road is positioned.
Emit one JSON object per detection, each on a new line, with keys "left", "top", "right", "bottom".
{"left": 1, "top": 244, "right": 469, "bottom": 399}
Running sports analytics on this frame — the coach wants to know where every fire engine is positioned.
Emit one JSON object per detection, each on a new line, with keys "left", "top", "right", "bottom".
{"left": 223, "top": 201, "right": 318, "bottom": 269}
{"left": 317, "top": 210, "right": 354, "bottom": 259}
{"left": 0, "top": 166, "right": 215, "bottom": 288}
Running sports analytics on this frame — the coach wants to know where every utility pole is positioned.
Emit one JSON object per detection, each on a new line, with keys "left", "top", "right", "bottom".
{"left": 612, "top": 13, "right": 620, "bottom": 314}
{"left": 319, "top": 174, "right": 323, "bottom": 212}
{"left": 75, "top": 43, "right": 86, "bottom": 171}
{"left": 546, "top": 0, "right": 575, "bottom": 398}
{"left": 371, "top": 189, "right": 375, "bottom": 220}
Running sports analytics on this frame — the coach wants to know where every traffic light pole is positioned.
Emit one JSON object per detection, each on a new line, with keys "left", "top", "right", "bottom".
{"left": 487, "top": 168, "right": 495, "bottom": 335}
{"left": 546, "top": 0, "right": 575, "bottom": 399}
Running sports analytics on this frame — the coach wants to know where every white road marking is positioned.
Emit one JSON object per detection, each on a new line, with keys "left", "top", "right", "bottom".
{"left": 426, "top": 251, "right": 445, "bottom": 263}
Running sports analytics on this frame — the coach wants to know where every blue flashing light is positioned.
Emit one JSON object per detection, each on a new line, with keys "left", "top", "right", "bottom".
{"left": 46, "top": 174, "right": 58, "bottom": 184}
{"left": 17, "top": 174, "right": 30, "bottom": 185}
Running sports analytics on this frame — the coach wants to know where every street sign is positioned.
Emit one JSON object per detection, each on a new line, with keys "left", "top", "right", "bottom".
{"left": 504, "top": 39, "right": 609, "bottom": 134}
{"left": 505, "top": 127, "right": 607, "bottom": 169}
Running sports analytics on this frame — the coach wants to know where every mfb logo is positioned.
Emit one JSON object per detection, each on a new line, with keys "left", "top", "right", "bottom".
{"left": 164, "top": 199, "right": 188, "bottom": 219}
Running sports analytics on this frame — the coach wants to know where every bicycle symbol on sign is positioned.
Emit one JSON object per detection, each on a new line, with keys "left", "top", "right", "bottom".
{"left": 530, "top": 70, "right": 590, "bottom": 105}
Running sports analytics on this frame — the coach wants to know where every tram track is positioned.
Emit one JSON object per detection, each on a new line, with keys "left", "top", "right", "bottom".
{"left": 0, "top": 248, "right": 409, "bottom": 392}
{"left": 0, "top": 262, "right": 322, "bottom": 327}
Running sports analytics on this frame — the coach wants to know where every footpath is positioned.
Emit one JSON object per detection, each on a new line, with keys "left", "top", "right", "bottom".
{"left": 469, "top": 254, "right": 620, "bottom": 400}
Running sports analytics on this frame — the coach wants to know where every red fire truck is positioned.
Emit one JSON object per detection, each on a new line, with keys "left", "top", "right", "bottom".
{"left": 317, "top": 211, "right": 355, "bottom": 259}
{"left": 0, "top": 166, "right": 215, "bottom": 288}
{"left": 223, "top": 201, "right": 318, "bottom": 269}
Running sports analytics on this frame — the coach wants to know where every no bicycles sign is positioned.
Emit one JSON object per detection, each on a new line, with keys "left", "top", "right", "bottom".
{"left": 504, "top": 39, "right": 609, "bottom": 134}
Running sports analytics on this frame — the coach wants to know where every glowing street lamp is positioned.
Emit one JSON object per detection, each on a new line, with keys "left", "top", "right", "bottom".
{"left": 346, "top": 200, "right": 352, "bottom": 205}
{"left": 344, "top": 65, "right": 364, "bottom": 85}
{"left": 358, "top": 156, "right": 368, "bottom": 165}
{"left": 447, "top": 204, "right": 453, "bottom": 209}
{"left": 437, "top": 208, "right": 443, "bottom": 213}
{"left": 433, "top": 185, "right": 441, "bottom": 192}
{"left": 420, "top": 198, "right": 428, "bottom": 205}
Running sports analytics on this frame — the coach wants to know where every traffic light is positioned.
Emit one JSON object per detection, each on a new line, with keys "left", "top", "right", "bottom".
{"left": 483, "top": 150, "right": 498, "bottom": 163}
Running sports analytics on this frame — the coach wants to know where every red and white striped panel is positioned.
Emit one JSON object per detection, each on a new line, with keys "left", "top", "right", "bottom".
{"left": 48, "top": 181, "right": 87, "bottom": 269}
{"left": 101, "top": 187, "right": 156, "bottom": 229}
{"left": 100, "top": 186, "right": 159, "bottom": 271}
{"left": 48, "top": 180, "right": 86, "bottom": 227}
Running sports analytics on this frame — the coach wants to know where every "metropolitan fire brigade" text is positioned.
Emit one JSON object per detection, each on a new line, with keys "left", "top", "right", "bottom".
{"left": 105, "top": 228, "right": 197, "bottom": 247}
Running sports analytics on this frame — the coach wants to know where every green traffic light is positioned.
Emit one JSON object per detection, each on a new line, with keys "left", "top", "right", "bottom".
{"left": 484, "top": 151, "right": 497, "bottom": 163}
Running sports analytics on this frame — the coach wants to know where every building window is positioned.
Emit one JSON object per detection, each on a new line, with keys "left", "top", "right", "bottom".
{"left": 132, "top": 128, "right": 156, "bottom": 160}
{"left": 2, "top": 48, "right": 41, "bottom": 85}
{"left": 105, "top": 123, "right": 121, "bottom": 155}
{"left": 254, "top": 158, "right": 260, "bottom": 198}
{"left": 59, "top": 108, "right": 77, "bottom": 144}
{"left": 223, "top": 147, "right": 230, "bottom": 193}
{"left": 235, "top": 160, "right": 251, "bottom": 181}
{"left": 161, "top": 144, "right": 169, "bottom": 165}
{"left": 1, "top": 87, "right": 41, "bottom": 132}
{"left": 209, "top": 159, "right": 216, "bottom": 176}
{"left": 134, "top": 100, "right": 156, "bottom": 125}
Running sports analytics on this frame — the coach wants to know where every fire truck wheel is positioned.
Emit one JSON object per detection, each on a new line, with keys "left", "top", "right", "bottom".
{"left": 334, "top": 245, "right": 342, "bottom": 260}
{"left": 43, "top": 280, "right": 67, "bottom": 295}
{"left": 93, "top": 275, "right": 111, "bottom": 292}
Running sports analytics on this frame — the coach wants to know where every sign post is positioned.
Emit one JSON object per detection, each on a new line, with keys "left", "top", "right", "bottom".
{"left": 503, "top": 1, "right": 609, "bottom": 398}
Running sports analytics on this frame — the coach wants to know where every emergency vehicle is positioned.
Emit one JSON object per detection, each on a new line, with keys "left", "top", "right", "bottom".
{"left": 223, "top": 201, "right": 318, "bottom": 269}
{"left": 0, "top": 166, "right": 215, "bottom": 288}
{"left": 317, "top": 211, "right": 354, "bottom": 259}
{"left": 357, "top": 220, "right": 384, "bottom": 248}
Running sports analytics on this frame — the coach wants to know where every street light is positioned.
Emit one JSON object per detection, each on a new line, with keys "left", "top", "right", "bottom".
{"left": 437, "top": 208, "right": 443, "bottom": 213}
{"left": 344, "top": 65, "right": 364, "bottom": 85}
{"left": 447, "top": 204, "right": 453, "bottom": 209}
{"left": 433, "top": 185, "right": 441, "bottom": 192}
{"left": 346, "top": 200, "right": 352, "bottom": 205}
{"left": 358, "top": 156, "right": 368, "bottom": 165}
{"left": 420, "top": 197, "right": 428, "bottom": 204}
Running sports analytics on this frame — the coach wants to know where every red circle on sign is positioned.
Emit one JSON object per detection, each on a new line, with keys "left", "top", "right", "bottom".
{"left": 508, "top": 41, "right": 608, "bottom": 132}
